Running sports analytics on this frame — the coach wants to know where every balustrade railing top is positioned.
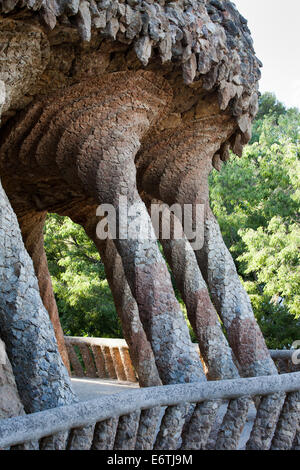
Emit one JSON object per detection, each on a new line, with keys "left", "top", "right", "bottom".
{"left": 64, "top": 336, "right": 137, "bottom": 382}
{"left": 0, "top": 372, "right": 300, "bottom": 450}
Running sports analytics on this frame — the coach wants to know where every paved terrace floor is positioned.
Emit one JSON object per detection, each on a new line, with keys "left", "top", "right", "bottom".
{"left": 71, "top": 377, "right": 256, "bottom": 450}
{"left": 71, "top": 377, "right": 139, "bottom": 401}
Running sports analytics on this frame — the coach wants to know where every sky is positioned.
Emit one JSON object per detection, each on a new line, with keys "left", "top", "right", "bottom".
{"left": 233, "top": 0, "right": 300, "bottom": 109}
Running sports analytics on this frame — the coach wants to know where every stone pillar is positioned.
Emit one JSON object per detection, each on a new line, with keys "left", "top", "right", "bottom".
{"left": 199, "top": 209, "right": 278, "bottom": 378}
{"left": 84, "top": 221, "right": 161, "bottom": 389}
{"left": 271, "top": 391, "right": 300, "bottom": 450}
{"left": 81, "top": 216, "right": 163, "bottom": 450}
{"left": 0, "top": 178, "right": 75, "bottom": 413}
{"left": 0, "top": 81, "right": 25, "bottom": 425}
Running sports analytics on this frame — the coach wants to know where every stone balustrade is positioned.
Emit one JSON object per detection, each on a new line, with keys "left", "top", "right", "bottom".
{"left": 65, "top": 336, "right": 300, "bottom": 382}
{"left": 64, "top": 336, "right": 137, "bottom": 383}
{"left": 0, "top": 371, "right": 299, "bottom": 450}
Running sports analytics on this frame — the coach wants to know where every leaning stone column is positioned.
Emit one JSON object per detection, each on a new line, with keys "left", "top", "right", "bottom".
{"left": 199, "top": 209, "right": 278, "bottom": 378}
{"left": 83, "top": 217, "right": 161, "bottom": 389}
{"left": 0, "top": 178, "right": 75, "bottom": 413}
{"left": 0, "top": 337, "right": 40, "bottom": 449}
{"left": 198, "top": 209, "right": 284, "bottom": 450}
{"left": 137, "top": 116, "right": 284, "bottom": 449}
{"left": 271, "top": 391, "right": 300, "bottom": 450}
{"left": 80, "top": 214, "right": 163, "bottom": 450}
{"left": 149, "top": 201, "right": 251, "bottom": 449}
{"left": 292, "top": 425, "right": 300, "bottom": 450}
{"left": 149, "top": 200, "right": 239, "bottom": 381}
{"left": 0, "top": 179, "right": 97, "bottom": 449}
{"left": 52, "top": 71, "right": 206, "bottom": 387}
{"left": 0, "top": 66, "right": 74, "bottom": 413}
{"left": 0, "top": 81, "right": 25, "bottom": 425}
{"left": 18, "top": 211, "right": 70, "bottom": 372}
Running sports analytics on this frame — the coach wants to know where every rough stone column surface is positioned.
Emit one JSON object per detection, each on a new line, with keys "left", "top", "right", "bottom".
{"left": 271, "top": 391, "right": 300, "bottom": 450}
{"left": 181, "top": 400, "right": 220, "bottom": 450}
{"left": 82, "top": 220, "right": 163, "bottom": 449}
{"left": 200, "top": 209, "right": 278, "bottom": 378}
{"left": 0, "top": 337, "right": 24, "bottom": 420}
{"left": 114, "top": 411, "right": 140, "bottom": 450}
{"left": 92, "top": 418, "right": 118, "bottom": 450}
{"left": 18, "top": 212, "right": 70, "bottom": 372}
{"left": 0, "top": 0, "right": 296, "bottom": 452}
{"left": 0, "top": 178, "right": 75, "bottom": 413}
{"left": 147, "top": 201, "right": 252, "bottom": 450}
{"left": 0, "top": 77, "right": 26, "bottom": 426}
{"left": 84, "top": 220, "right": 161, "bottom": 389}
{"left": 292, "top": 425, "right": 300, "bottom": 450}
{"left": 154, "top": 404, "right": 188, "bottom": 450}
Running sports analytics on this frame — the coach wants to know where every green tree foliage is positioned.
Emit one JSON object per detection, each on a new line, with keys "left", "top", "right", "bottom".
{"left": 44, "top": 214, "right": 122, "bottom": 338}
{"left": 209, "top": 93, "right": 300, "bottom": 348}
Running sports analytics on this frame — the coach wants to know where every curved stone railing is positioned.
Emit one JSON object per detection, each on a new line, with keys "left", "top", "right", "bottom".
{"left": 0, "top": 372, "right": 299, "bottom": 450}
{"left": 65, "top": 336, "right": 137, "bottom": 382}
{"left": 65, "top": 336, "right": 300, "bottom": 382}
